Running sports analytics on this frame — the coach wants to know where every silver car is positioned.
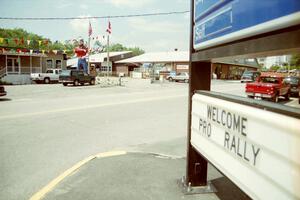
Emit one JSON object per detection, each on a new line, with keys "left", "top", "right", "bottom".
{"left": 167, "top": 72, "right": 189, "bottom": 83}
{"left": 241, "top": 71, "right": 261, "bottom": 83}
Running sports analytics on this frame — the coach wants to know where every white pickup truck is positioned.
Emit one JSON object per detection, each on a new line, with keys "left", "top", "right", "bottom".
{"left": 31, "top": 69, "right": 62, "bottom": 84}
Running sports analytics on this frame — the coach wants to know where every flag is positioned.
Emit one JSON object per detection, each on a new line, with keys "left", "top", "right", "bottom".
{"left": 27, "top": 40, "right": 31, "bottom": 45}
{"left": 20, "top": 38, "right": 24, "bottom": 45}
{"left": 43, "top": 40, "right": 49, "bottom": 46}
{"left": 88, "top": 21, "right": 92, "bottom": 37}
{"left": 0, "top": 38, "right": 3, "bottom": 43}
{"left": 106, "top": 20, "right": 112, "bottom": 34}
{"left": 38, "top": 40, "right": 42, "bottom": 46}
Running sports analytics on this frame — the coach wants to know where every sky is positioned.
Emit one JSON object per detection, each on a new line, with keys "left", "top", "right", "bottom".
{"left": 0, "top": 0, "right": 190, "bottom": 52}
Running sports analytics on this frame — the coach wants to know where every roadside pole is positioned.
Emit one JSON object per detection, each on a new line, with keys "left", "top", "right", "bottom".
{"left": 107, "top": 33, "right": 110, "bottom": 77}
{"left": 88, "top": 35, "right": 91, "bottom": 74}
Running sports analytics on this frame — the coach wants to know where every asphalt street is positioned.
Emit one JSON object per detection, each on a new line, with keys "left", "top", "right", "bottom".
{"left": 0, "top": 79, "right": 299, "bottom": 200}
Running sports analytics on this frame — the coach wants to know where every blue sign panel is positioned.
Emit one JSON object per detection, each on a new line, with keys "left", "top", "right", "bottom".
{"left": 194, "top": 0, "right": 300, "bottom": 50}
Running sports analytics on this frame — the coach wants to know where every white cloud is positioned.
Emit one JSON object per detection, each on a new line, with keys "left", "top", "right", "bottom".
{"left": 112, "top": 18, "right": 189, "bottom": 52}
{"left": 69, "top": 16, "right": 97, "bottom": 39}
{"left": 56, "top": 2, "right": 72, "bottom": 9}
{"left": 79, "top": 4, "right": 89, "bottom": 10}
{"left": 127, "top": 18, "right": 185, "bottom": 33}
{"left": 104, "top": 0, "right": 153, "bottom": 8}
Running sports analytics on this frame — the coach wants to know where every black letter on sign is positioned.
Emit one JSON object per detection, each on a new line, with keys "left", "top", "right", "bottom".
{"left": 233, "top": 115, "right": 240, "bottom": 133}
{"left": 252, "top": 146, "right": 260, "bottom": 166}
{"left": 230, "top": 135, "right": 236, "bottom": 153}
{"left": 207, "top": 105, "right": 212, "bottom": 120}
{"left": 227, "top": 112, "right": 232, "bottom": 129}
{"left": 241, "top": 117, "right": 247, "bottom": 136}
{"left": 224, "top": 131, "right": 230, "bottom": 149}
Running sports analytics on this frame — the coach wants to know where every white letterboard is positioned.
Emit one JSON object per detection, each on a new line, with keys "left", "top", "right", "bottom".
{"left": 191, "top": 93, "right": 300, "bottom": 200}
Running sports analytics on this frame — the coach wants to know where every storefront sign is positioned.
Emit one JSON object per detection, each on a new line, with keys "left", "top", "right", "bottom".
{"left": 191, "top": 92, "right": 300, "bottom": 199}
{"left": 176, "top": 65, "right": 189, "bottom": 70}
{"left": 193, "top": 0, "right": 300, "bottom": 50}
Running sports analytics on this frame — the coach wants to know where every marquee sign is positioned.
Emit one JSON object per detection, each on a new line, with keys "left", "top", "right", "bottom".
{"left": 191, "top": 92, "right": 300, "bottom": 199}
{"left": 193, "top": 0, "right": 300, "bottom": 50}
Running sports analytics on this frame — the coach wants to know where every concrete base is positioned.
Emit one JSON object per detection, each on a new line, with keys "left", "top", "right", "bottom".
{"left": 178, "top": 177, "right": 217, "bottom": 195}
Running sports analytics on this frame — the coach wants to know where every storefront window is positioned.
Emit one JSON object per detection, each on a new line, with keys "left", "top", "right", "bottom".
{"left": 55, "top": 60, "right": 62, "bottom": 68}
{"left": 229, "top": 66, "right": 246, "bottom": 80}
{"left": 46, "top": 59, "right": 53, "bottom": 68}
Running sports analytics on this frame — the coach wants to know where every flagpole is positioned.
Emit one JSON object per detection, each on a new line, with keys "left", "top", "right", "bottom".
{"left": 88, "top": 36, "right": 90, "bottom": 74}
{"left": 107, "top": 33, "right": 110, "bottom": 77}
{"left": 88, "top": 21, "right": 91, "bottom": 74}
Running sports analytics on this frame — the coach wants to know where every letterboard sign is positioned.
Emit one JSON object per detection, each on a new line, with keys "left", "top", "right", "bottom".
{"left": 193, "top": 0, "right": 300, "bottom": 50}
{"left": 191, "top": 93, "right": 300, "bottom": 200}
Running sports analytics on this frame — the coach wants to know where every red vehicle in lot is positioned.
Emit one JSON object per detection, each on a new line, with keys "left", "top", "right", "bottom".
{"left": 245, "top": 73, "right": 291, "bottom": 103}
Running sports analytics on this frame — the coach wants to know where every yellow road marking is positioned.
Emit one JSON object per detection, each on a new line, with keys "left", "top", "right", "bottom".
{"left": 29, "top": 151, "right": 127, "bottom": 200}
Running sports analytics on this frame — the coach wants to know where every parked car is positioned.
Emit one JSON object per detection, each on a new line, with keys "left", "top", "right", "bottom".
{"left": 283, "top": 76, "right": 300, "bottom": 97}
{"left": 245, "top": 74, "right": 291, "bottom": 102}
{"left": 0, "top": 85, "right": 7, "bottom": 96}
{"left": 31, "top": 68, "right": 62, "bottom": 84}
{"left": 59, "top": 70, "right": 95, "bottom": 86}
{"left": 167, "top": 72, "right": 189, "bottom": 83}
{"left": 240, "top": 71, "right": 261, "bottom": 83}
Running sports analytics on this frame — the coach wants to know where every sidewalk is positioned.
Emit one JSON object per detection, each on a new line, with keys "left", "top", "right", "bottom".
{"left": 41, "top": 152, "right": 250, "bottom": 200}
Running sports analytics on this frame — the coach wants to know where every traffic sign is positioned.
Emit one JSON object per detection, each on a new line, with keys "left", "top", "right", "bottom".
{"left": 194, "top": 0, "right": 300, "bottom": 50}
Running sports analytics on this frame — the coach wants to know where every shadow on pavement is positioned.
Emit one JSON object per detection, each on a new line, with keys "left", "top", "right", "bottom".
{"left": 212, "top": 177, "right": 251, "bottom": 200}
{"left": 0, "top": 98, "right": 12, "bottom": 102}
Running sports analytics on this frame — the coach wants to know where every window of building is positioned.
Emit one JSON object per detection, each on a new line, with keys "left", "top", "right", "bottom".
{"left": 46, "top": 59, "right": 53, "bottom": 68}
{"left": 100, "top": 66, "right": 108, "bottom": 72}
{"left": 56, "top": 60, "right": 62, "bottom": 68}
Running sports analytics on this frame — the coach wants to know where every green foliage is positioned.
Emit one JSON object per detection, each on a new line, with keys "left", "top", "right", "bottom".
{"left": 270, "top": 65, "right": 281, "bottom": 71}
{"left": 290, "top": 54, "right": 300, "bottom": 67}
{"left": 0, "top": 28, "right": 145, "bottom": 57}
{"left": 106, "top": 43, "right": 144, "bottom": 56}
{"left": 288, "top": 65, "right": 300, "bottom": 70}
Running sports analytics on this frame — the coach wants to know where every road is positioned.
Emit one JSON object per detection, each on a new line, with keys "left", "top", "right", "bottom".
{"left": 0, "top": 79, "right": 299, "bottom": 200}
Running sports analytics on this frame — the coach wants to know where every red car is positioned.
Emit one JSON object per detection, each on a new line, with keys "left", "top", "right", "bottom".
{"left": 245, "top": 74, "right": 290, "bottom": 103}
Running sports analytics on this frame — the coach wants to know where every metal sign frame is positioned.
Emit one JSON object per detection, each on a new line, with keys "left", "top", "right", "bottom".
{"left": 186, "top": 0, "right": 300, "bottom": 197}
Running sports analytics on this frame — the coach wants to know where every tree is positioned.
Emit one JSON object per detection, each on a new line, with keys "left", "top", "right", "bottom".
{"left": 270, "top": 65, "right": 281, "bottom": 71}
{"left": 106, "top": 43, "right": 144, "bottom": 56}
{"left": 0, "top": 28, "right": 145, "bottom": 57}
{"left": 0, "top": 28, "right": 75, "bottom": 55}
{"left": 290, "top": 54, "right": 300, "bottom": 68}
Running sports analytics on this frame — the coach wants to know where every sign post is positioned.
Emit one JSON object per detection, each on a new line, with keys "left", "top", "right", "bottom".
{"left": 185, "top": 0, "right": 300, "bottom": 198}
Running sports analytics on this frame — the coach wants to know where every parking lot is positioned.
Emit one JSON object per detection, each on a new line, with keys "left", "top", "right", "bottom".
{"left": 0, "top": 79, "right": 299, "bottom": 200}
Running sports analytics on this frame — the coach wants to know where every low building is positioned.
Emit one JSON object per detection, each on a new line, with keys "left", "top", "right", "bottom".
{"left": 115, "top": 51, "right": 189, "bottom": 75}
{"left": 0, "top": 51, "right": 67, "bottom": 84}
{"left": 116, "top": 51, "right": 260, "bottom": 79}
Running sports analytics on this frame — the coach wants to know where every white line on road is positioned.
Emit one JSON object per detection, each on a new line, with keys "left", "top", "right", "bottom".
{"left": 0, "top": 94, "right": 186, "bottom": 120}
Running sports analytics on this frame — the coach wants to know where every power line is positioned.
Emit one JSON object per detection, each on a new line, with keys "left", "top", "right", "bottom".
{"left": 0, "top": 11, "right": 190, "bottom": 20}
